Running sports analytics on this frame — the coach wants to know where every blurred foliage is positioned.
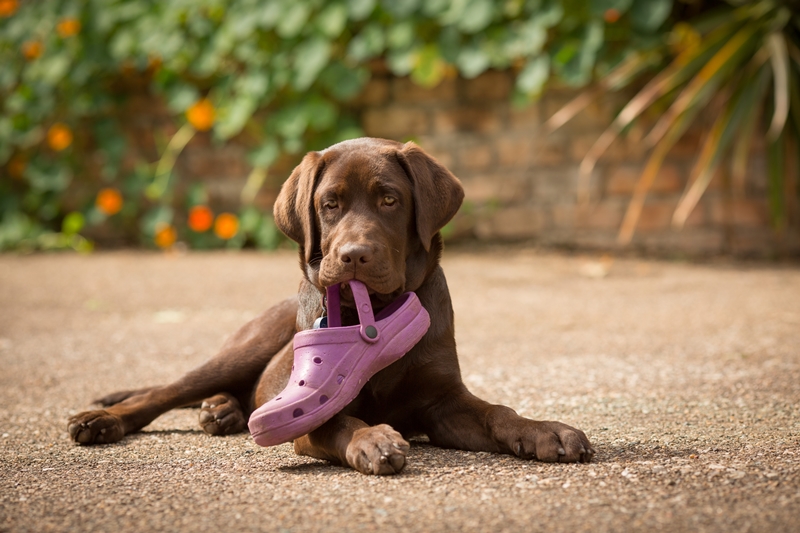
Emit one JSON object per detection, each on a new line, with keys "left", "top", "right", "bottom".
{"left": 549, "top": 0, "right": 800, "bottom": 244}
{"left": 1, "top": 0, "right": 685, "bottom": 251}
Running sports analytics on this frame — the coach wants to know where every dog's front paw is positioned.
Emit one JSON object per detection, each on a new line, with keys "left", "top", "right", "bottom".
{"left": 345, "top": 424, "right": 410, "bottom": 475}
{"left": 199, "top": 393, "right": 247, "bottom": 436}
{"left": 68, "top": 410, "right": 125, "bottom": 445}
{"left": 515, "top": 421, "right": 595, "bottom": 463}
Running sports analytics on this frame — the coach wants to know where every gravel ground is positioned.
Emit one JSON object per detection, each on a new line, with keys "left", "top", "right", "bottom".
{"left": 1, "top": 248, "right": 798, "bottom": 533}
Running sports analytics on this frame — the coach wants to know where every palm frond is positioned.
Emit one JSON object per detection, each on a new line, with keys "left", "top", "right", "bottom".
{"left": 767, "top": 32, "right": 790, "bottom": 140}
{"left": 673, "top": 66, "right": 770, "bottom": 228}
{"left": 545, "top": 51, "right": 658, "bottom": 133}
{"left": 617, "top": 107, "right": 697, "bottom": 244}
{"left": 731, "top": 64, "right": 772, "bottom": 198}
{"left": 553, "top": 0, "right": 800, "bottom": 244}
{"left": 644, "top": 24, "right": 760, "bottom": 147}
{"left": 575, "top": 18, "right": 743, "bottom": 204}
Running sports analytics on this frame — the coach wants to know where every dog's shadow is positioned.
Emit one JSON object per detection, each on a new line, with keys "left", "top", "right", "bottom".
{"left": 277, "top": 440, "right": 704, "bottom": 476}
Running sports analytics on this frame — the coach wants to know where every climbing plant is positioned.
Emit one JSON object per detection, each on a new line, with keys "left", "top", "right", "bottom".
{"left": 549, "top": 0, "right": 800, "bottom": 244}
{"left": 0, "top": 0, "right": 674, "bottom": 251}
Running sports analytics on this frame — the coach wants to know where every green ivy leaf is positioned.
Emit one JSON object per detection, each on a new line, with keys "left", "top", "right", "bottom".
{"left": 306, "top": 99, "right": 339, "bottom": 131}
{"left": 348, "top": 23, "right": 386, "bottom": 61}
{"left": 272, "top": 105, "right": 309, "bottom": 141}
{"left": 165, "top": 84, "right": 200, "bottom": 113}
{"left": 387, "top": 21, "right": 415, "bottom": 50}
{"left": 516, "top": 55, "right": 550, "bottom": 95}
{"left": 457, "top": 0, "right": 495, "bottom": 34}
{"left": 293, "top": 38, "right": 331, "bottom": 91}
{"left": 347, "top": 0, "right": 377, "bottom": 21}
{"left": 216, "top": 97, "right": 257, "bottom": 140}
{"left": 381, "top": 0, "right": 421, "bottom": 17}
{"left": 320, "top": 63, "right": 369, "bottom": 100}
{"left": 316, "top": 3, "right": 348, "bottom": 38}
{"left": 249, "top": 139, "right": 280, "bottom": 168}
{"left": 62, "top": 211, "right": 85, "bottom": 235}
{"left": 457, "top": 46, "right": 491, "bottom": 78}
{"left": 411, "top": 44, "right": 446, "bottom": 88}
{"left": 630, "top": 0, "right": 672, "bottom": 31}
{"left": 277, "top": 3, "right": 310, "bottom": 38}
{"left": 239, "top": 206, "right": 262, "bottom": 234}
{"left": 254, "top": 214, "right": 282, "bottom": 249}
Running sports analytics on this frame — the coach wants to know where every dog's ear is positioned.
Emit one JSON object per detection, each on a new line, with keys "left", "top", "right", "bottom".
{"left": 273, "top": 151, "right": 324, "bottom": 262}
{"left": 396, "top": 142, "right": 464, "bottom": 251}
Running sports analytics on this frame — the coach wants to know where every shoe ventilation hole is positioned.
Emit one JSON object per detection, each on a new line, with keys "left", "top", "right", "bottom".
{"left": 313, "top": 357, "right": 323, "bottom": 364}
{"left": 337, "top": 374, "right": 345, "bottom": 384}
{"left": 292, "top": 408, "right": 303, "bottom": 418}
{"left": 298, "top": 380, "right": 305, "bottom": 386}
{"left": 274, "top": 397, "right": 282, "bottom": 401}
{"left": 319, "top": 395, "right": 328, "bottom": 404}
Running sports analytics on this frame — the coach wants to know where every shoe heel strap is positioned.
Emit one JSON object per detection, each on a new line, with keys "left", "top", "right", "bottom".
{"left": 325, "top": 284, "right": 342, "bottom": 328}
{"left": 349, "top": 281, "right": 379, "bottom": 343}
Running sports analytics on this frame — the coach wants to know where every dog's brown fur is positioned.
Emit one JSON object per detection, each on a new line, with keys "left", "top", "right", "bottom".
{"left": 68, "top": 138, "right": 594, "bottom": 474}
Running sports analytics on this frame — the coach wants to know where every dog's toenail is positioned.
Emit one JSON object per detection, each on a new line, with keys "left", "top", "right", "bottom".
{"left": 380, "top": 455, "right": 387, "bottom": 464}
{"left": 201, "top": 401, "right": 209, "bottom": 408}
{"left": 100, "top": 429, "right": 106, "bottom": 434}
{"left": 558, "top": 447, "right": 566, "bottom": 455}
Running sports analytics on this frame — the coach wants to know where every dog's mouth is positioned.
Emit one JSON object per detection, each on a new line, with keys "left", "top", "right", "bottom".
{"left": 334, "top": 280, "right": 403, "bottom": 312}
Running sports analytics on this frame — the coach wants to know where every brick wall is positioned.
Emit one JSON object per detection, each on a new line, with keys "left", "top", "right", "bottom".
{"left": 175, "top": 68, "right": 799, "bottom": 257}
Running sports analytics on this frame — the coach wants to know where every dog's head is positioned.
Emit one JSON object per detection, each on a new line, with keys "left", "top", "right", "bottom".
{"left": 274, "top": 138, "right": 463, "bottom": 302}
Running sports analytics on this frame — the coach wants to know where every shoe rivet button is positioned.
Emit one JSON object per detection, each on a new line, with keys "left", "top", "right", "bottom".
{"left": 365, "top": 325, "right": 378, "bottom": 339}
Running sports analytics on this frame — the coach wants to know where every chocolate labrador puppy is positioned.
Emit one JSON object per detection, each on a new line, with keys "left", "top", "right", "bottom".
{"left": 68, "top": 138, "right": 594, "bottom": 474}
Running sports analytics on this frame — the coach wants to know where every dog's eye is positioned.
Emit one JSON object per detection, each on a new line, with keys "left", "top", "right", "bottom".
{"left": 323, "top": 199, "right": 338, "bottom": 210}
{"left": 382, "top": 196, "right": 396, "bottom": 207}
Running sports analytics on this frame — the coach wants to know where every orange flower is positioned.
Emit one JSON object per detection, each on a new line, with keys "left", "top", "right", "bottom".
{"left": 22, "top": 40, "right": 43, "bottom": 60}
{"left": 95, "top": 188, "right": 123, "bottom": 216}
{"left": 47, "top": 123, "right": 73, "bottom": 151}
{"left": 0, "top": 0, "right": 18, "bottom": 17}
{"left": 604, "top": 8, "right": 621, "bottom": 23}
{"left": 186, "top": 98, "right": 215, "bottom": 131}
{"left": 8, "top": 155, "right": 26, "bottom": 179}
{"left": 154, "top": 224, "right": 177, "bottom": 248}
{"left": 214, "top": 213, "right": 239, "bottom": 240}
{"left": 188, "top": 205, "right": 214, "bottom": 232}
{"left": 57, "top": 18, "right": 81, "bottom": 38}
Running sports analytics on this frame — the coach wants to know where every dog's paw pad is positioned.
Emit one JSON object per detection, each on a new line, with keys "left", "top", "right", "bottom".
{"left": 67, "top": 410, "right": 125, "bottom": 445}
{"left": 198, "top": 393, "right": 247, "bottom": 436}
{"left": 516, "top": 421, "right": 595, "bottom": 464}
{"left": 346, "top": 424, "right": 409, "bottom": 475}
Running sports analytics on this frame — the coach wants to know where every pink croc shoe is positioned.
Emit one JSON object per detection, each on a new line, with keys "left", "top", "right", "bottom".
{"left": 248, "top": 280, "right": 430, "bottom": 447}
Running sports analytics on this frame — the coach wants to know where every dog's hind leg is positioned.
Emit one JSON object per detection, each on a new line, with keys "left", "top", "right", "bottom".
{"left": 68, "top": 296, "right": 298, "bottom": 445}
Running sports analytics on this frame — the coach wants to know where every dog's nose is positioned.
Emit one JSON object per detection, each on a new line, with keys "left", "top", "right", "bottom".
{"left": 339, "top": 243, "right": 373, "bottom": 265}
